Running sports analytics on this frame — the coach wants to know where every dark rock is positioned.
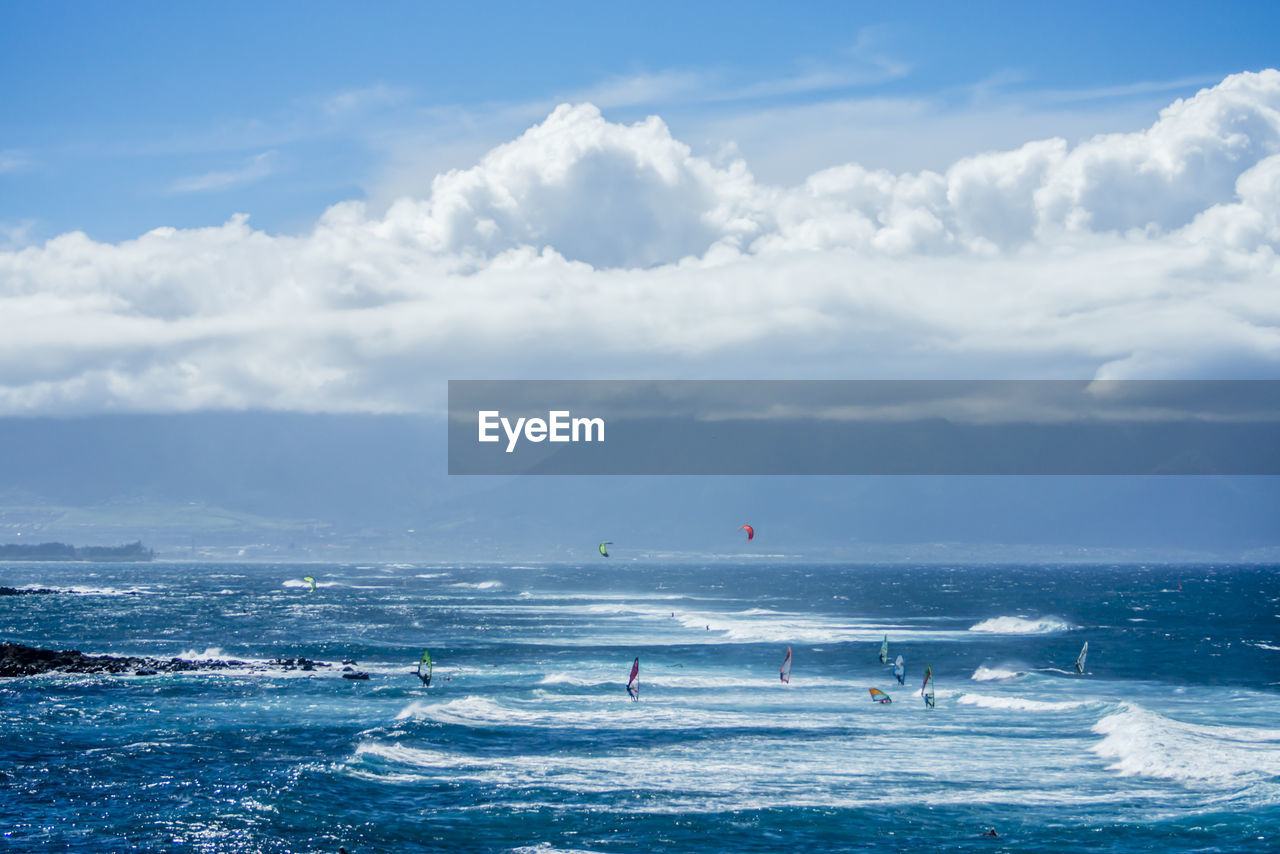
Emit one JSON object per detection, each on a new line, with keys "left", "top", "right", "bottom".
{"left": 0, "top": 642, "right": 335, "bottom": 679}
{"left": 0, "top": 587, "right": 58, "bottom": 596}
{"left": 342, "top": 672, "right": 370, "bottom": 680}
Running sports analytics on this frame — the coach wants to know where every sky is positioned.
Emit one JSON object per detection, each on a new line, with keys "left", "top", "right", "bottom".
{"left": 4, "top": 2, "right": 1279, "bottom": 241}
{"left": 0, "top": 3, "right": 1277, "bottom": 555}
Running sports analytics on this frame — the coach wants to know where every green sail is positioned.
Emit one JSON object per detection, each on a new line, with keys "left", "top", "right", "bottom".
{"left": 418, "top": 650, "right": 433, "bottom": 684}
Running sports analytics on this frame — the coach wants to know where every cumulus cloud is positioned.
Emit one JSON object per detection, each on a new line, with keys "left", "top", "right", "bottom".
{"left": 1, "top": 71, "right": 1279, "bottom": 414}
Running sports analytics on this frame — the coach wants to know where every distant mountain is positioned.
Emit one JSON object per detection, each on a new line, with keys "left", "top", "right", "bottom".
{"left": 0, "top": 540, "right": 154, "bottom": 562}
{"left": 0, "top": 414, "right": 1275, "bottom": 561}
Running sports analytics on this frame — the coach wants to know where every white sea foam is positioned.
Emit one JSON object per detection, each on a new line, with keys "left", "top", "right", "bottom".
{"left": 356, "top": 741, "right": 475, "bottom": 769}
{"left": 393, "top": 696, "right": 835, "bottom": 732}
{"left": 574, "top": 601, "right": 955, "bottom": 645}
{"left": 177, "top": 647, "right": 225, "bottom": 660}
{"left": 970, "top": 666, "right": 1023, "bottom": 681}
{"left": 968, "top": 616, "right": 1071, "bottom": 634}
{"left": 534, "top": 670, "right": 835, "bottom": 691}
{"left": 531, "top": 592, "right": 686, "bottom": 602}
{"left": 537, "top": 672, "right": 604, "bottom": 687}
{"left": 55, "top": 585, "right": 156, "bottom": 596}
{"left": 281, "top": 578, "right": 336, "bottom": 588}
{"left": 956, "top": 693, "right": 1086, "bottom": 712}
{"left": 449, "top": 581, "right": 503, "bottom": 590}
{"left": 1091, "top": 704, "right": 1280, "bottom": 784}
{"left": 351, "top": 729, "right": 1130, "bottom": 810}
{"left": 354, "top": 737, "right": 856, "bottom": 796}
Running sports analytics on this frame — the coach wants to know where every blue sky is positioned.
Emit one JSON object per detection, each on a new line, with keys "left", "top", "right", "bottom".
{"left": 4, "top": 1, "right": 1278, "bottom": 242}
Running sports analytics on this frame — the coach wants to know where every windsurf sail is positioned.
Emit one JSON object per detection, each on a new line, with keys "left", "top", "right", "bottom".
{"left": 893, "top": 654, "right": 905, "bottom": 684}
{"left": 740, "top": 524, "right": 754, "bottom": 541}
{"left": 417, "top": 649, "right": 432, "bottom": 685}
{"left": 626, "top": 656, "right": 640, "bottom": 700}
{"left": 780, "top": 646, "right": 792, "bottom": 683}
{"left": 599, "top": 541, "right": 612, "bottom": 557}
{"left": 922, "top": 664, "right": 935, "bottom": 709}
{"left": 302, "top": 575, "right": 316, "bottom": 592}
{"left": 879, "top": 635, "right": 889, "bottom": 665}
{"left": 869, "top": 687, "right": 892, "bottom": 704}
{"left": 1075, "top": 641, "right": 1088, "bottom": 675}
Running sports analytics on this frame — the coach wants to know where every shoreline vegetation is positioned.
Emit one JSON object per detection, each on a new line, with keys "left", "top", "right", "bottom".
{"left": 0, "top": 541, "right": 154, "bottom": 562}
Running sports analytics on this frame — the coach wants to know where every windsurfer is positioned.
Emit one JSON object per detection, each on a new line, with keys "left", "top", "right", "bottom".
{"left": 417, "top": 650, "right": 433, "bottom": 686}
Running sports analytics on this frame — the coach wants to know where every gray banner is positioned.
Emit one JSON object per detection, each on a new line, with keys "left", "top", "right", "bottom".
{"left": 448, "top": 380, "right": 1280, "bottom": 475}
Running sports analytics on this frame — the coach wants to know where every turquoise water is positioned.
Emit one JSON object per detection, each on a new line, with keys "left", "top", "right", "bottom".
{"left": 2, "top": 561, "right": 1278, "bottom": 852}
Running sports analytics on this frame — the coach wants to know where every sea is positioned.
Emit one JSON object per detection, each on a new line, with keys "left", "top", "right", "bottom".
{"left": 1, "top": 561, "right": 1277, "bottom": 853}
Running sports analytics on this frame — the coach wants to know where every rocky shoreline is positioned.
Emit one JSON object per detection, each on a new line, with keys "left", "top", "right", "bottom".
{"left": 0, "top": 587, "right": 59, "bottom": 596}
{"left": 0, "top": 642, "right": 343, "bottom": 678}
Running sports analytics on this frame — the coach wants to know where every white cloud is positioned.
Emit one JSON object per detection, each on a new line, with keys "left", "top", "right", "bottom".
{"left": 0, "top": 150, "right": 30, "bottom": 173}
{"left": 1029, "top": 74, "right": 1226, "bottom": 106}
{"left": 168, "top": 151, "right": 277, "bottom": 193}
{"left": 319, "top": 83, "right": 414, "bottom": 117}
{"left": 1, "top": 71, "right": 1279, "bottom": 415}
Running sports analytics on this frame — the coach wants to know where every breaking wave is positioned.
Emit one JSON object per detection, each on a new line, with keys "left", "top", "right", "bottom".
{"left": 957, "top": 693, "right": 1086, "bottom": 712}
{"left": 968, "top": 616, "right": 1071, "bottom": 634}
{"left": 1091, "top": 703, "right": 1280, "bottom": 785}
{"left": 971, "top": 666, "right": 1023, "bottom": 681}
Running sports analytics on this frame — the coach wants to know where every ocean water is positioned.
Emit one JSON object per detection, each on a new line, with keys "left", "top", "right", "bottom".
{"left": 1, "top": 561, "right": 1277, "bottom": 853}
